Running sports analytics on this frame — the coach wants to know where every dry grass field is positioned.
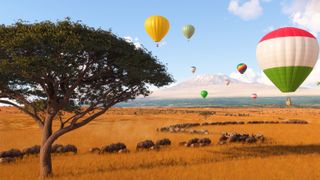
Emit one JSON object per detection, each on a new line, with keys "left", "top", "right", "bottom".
{"left": 1, "top": 107, "right": 320, "bottom": 180}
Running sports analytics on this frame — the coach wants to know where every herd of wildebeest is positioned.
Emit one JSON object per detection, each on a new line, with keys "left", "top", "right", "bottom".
{"left": 0, "top": 119, "right": 308, "bottom": 164}
{"left": 157, "top": 119, "right": 308, "bottom": 134}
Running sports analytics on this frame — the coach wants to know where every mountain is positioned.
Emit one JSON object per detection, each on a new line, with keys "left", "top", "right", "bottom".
{"left": 148, "top": 74, "right": 320, "bottom": 99}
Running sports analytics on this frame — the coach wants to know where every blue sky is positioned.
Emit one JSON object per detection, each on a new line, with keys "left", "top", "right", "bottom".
{"left": 0, "top": 0, "right": 318, "bottom": 83}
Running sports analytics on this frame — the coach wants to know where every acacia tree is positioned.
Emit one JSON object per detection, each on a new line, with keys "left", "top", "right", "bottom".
{"left": 0, "top": 20, "right": 173, "bottom": 178}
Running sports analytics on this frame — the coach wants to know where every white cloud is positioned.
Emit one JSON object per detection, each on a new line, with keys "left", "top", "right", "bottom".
{"left": 256, "top": 72, "right": 274, "bottom": 85}
{"left": 230, "top": 68, "right": 273, "bottom": 85}
{"left": 230, "top": 68, "right": 260, "bottom": 83}
{"left": 303, "top": 60, "right": 320, "bottom": 87}
{"left": 228, "top": 0, "right": 263, "bottom": 20}
{"left": 123, "top": 36, "right": 143, "bottom": 49}
{"left": 282, "top": 0, "right": 320, "bottom": 37}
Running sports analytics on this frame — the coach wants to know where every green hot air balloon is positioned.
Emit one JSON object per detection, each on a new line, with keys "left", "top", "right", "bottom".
{"left": 182, "top": 25, "right": 195, "bottom": 40}
{"left": 200, "top": 90, "right": 208, "bottom": 98}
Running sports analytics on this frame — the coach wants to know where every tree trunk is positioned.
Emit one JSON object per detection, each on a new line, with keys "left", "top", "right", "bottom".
{"left": 40, "top": 143, "right": 52, "bottom": 179}
{"left": 40, "top": 113, "right": 54, "bottom": 179}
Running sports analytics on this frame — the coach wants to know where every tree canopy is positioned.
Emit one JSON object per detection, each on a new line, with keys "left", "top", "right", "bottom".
{"left": 0, "top": 19, "right": 174, "bottom": 177}
{"left": 0, "top": 19, "right": 173, "bottom": 128}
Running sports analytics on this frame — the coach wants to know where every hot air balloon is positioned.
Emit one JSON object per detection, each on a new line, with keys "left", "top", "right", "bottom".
{"left": 200, "top": 90, "right": 208, "bottom": 98}
{"left": 182, "top": 25, "right": 195, "bottom": 40}
{"left": 317, "top": 81, "right": 320, "bottom": 86}
{"left": 256, "top": 27, "right": 319, "bottom": 92}
{"left": 286, "top": 97, "right": 292, "bottom": 107}
{"left": 237, "top": 63, "right": 247, "bottom": 74}
{"left": 224, "top": 78, "right": 231, "bottom": 86}
{"left": 251, "top": 93, "right": 257, "bottom": 100}
{"left": 191, "top": 66, "right": 197, "bottom": 74}
{"left": 145, "top": 15, "right": 170, "bottom": 46}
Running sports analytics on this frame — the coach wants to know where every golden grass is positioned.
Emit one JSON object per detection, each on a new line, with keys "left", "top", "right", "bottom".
{"left": 1, "top": 107, "right": 320, "bottom": 179}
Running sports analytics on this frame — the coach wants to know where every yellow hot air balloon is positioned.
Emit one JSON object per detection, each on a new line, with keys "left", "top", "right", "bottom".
{"left": 145, "top": 16, "right": 170, "bottom": 46}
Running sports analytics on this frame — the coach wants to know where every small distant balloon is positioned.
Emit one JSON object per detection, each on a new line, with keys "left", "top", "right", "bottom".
{"left": 251, "top": 93, "right": 257, "bottom": 99}
{"left": 317, "top": 81, "right": 320, "bottom": 86}
{"left": 286, "top": 97, "right": 292, "bottom": 106}
{"left": 182, "top": 25, "right": 195, "bottom": 40}
{"left": 200, "top": 90, "right": 208, "bottom": 98}
{"left": 191, "top": 66, "right": 197, "bottom": 74}
{"left": 237, "top": 63, "right": 247, "bottom": 74}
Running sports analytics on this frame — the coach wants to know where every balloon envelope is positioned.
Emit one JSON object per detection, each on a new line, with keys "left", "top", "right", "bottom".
{"left": 145, "top": 15, "right": 170, "bottom": 42}
{"left": 251, "top": 93, "right": 257, "bottom": 99}
{"left": 182, "top": 25, "right": 195, "bottom": 39}
{"left": 237, "top": 63, "right": 247, "bottom": 74}
{"left": 200, "top": 90, "right": 208, "bottom": 98}
{"left": 256, "top": 27, "right": 319, "bottom": 92}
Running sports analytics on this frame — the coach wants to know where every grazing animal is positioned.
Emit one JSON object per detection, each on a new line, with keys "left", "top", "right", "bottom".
{"left": 22, "top": 145, "right": 40, "bottom": 155}
{"left": 198, "top": 138, "right": 211, "bottom": 146}
{"left": 0, "top": 149, "right": 23, "bottom": 158}
{"left": 51, "top": 144, "right": 64, "bottom": 153}
{"left": 156, "top": 138, "right": 171, "bottom": 146}
{"left": 219, "top": 134, "right": 229, "bottom": 142}
{"left": 185, "top": 138, "right": 211, "bottom": 147}
{"left": 229, "top": 134, "right": 241, "bottom": 142}
{"left": 63, "top": 144, "right": 77, "bottom": 154}
{"left": 101, "top": 143, "right": 127, "bottom": 153}
{"left": 186, "top": 138, "right": 199, "bottom": 147}
{"left": 245, "top": 136, "right": 257, "bottom": 143}
{"left": 136, "top": 140, "right": 155, "bottom": 150}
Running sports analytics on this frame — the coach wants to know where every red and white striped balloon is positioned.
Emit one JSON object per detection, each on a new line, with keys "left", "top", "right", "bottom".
{"left": 256, "top": 27, "right": 319, "bottom": 92}
{"left": 251, "top": 93, "right": 257, "bottom": 99}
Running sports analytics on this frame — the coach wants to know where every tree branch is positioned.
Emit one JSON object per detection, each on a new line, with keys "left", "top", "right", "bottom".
{"left": 0, "top": 100, "right": 44, "bottom": 128}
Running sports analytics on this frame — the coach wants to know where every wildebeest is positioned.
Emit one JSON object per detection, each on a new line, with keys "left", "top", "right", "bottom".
{"left": 219, "top": 134, "right": 229, "bottom": 142}
{"left": 219, "top": 132, "right": 265, "bottom": 144}
{"left": 0, "top": 148, "right": 23, "bottom": 158}
{"left": 136, "top": 140, "right": 157, "bottom": 150}
{"left": 51, "top": 144, "right": 64, "bottom": 153}
{"left": 51, "top": 144, "right": 77, "bottom": 154}
{"left": 245, "top": 136, "right": 257, "bottom": 143}
{"left": 101, "top": 143, "right": 127, "bottom": 153}
{"left": 198, "top": 138, "right": 211, "bottom": 146}
{"left": 156, "top": 138, "right": 171, "bottom": 146}
{"left": 22, "top": 145, "right": 40, "bottom": 156}
{"left": 63, "top": 144, "right": 77, "bottom": 154}
{"left": 185, "top": 138, "right": 211, "bottom": 147}
{"left": 186, "top": 138, "right": 199, "bottom": 147}
{"left": 229, "top": 133, "right": 242, "bottom": 142}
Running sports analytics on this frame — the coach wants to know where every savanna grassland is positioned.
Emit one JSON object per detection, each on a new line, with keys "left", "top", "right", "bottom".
{"left": 1, "top": 107, "right": 320, "bottom": 180}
